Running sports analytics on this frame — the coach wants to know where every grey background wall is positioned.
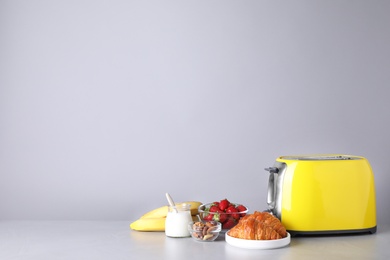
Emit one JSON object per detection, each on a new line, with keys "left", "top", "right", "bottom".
{"left": 1, "top": 1, "right": 389, "bottom": 225}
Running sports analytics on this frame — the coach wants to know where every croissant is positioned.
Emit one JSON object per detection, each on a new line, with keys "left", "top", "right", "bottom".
{"left": 228, "top": 211, "right": 287, "bottom": 240}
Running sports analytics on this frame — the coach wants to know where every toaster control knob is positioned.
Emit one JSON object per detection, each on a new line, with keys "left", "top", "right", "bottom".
{"left": 265, "top": 167, "right": 279, "bottom": 174}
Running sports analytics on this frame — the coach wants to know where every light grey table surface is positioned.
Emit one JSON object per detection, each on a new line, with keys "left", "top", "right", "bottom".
{"left": 0, "top": 221, "right": 389, "bottom": 260}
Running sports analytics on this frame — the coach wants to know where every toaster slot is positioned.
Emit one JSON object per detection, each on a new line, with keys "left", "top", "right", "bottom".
{"left": 280, "top": 155, "right": 360, "bottom": 160}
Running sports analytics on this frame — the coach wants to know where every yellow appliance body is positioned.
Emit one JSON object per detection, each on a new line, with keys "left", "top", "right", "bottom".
{"left": 266, "top": 154, "right": 376, "bottom": 236}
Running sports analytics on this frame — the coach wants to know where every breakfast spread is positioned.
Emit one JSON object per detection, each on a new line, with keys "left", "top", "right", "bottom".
{"left": 228, "top": 211, "right": 287, "bottom": 240}
{"left": 130, "top": 196, "right": 290, "bottom": 248}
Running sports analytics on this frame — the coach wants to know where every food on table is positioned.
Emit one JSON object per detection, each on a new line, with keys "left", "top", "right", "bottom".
{"left": 228, "top": 211, "right": 287, "bottom": 240}
{"left": 199, "top": 198, "right": 248, "bottom": 230}
{"left": 189, "top": 221, "right": 221, "bottom": 241}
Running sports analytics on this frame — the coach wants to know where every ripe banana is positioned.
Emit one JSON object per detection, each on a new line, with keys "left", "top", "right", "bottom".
{"left": 140, "top": 201, "right": 202, "bottom": 219}
{"left": 130, "top": 217, "right": 166, "bottom": 231}
{"left": 130, "top": 215, "right": 199, "bottom": 232}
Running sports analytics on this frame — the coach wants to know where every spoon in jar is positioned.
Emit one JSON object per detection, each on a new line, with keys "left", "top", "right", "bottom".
{"left": 165, "top": 193, "right": 178, "bottom": 213}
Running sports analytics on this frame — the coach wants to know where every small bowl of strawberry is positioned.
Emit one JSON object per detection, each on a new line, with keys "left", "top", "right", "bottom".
{"left": 198, "top": 198, "right": 248, "bottom": 231}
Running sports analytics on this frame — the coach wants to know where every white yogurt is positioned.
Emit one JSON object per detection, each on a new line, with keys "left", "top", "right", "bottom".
{"left": 165, "top": 204, "right": 192, "bottom": 237}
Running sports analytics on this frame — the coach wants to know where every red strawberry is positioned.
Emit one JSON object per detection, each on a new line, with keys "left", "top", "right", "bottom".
{"left": 226, "top": 206, "right": 240, "bottom": 220}
{"left": 219, "top": 199, "right": 230, "bottom": 211}
{"left": 236, "top": 204, "right": 247, "bottom": 212}
{"left": 236, "top": 205, "right": 247, "bottom": 217}
{"left": 218, "top": 212, "right": 227, "bottom": 223}
{"left": 203, "top": 213, "right": 213, "bottom": 221}
{"left": 209, "top": 205, "right": 219, "bottom": 213}
{"left": 222, "top": 218, "right": 236, "bottom": 229}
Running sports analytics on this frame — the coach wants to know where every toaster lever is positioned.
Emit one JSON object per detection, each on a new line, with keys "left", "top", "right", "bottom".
{"left": 265, "top": 166, "right": 279, "bottom": 212}
{"left": 265, "top": 167, "right": 279, "bottom": 174}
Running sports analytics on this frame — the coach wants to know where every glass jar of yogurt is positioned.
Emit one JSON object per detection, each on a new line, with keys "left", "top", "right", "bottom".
{"left": 165, "top": 204, "right": 192, "bottom": 237}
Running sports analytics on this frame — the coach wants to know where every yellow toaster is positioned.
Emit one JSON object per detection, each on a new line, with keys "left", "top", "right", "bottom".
{"left": 265, "top": 154, "right": 377, "bottom": 236}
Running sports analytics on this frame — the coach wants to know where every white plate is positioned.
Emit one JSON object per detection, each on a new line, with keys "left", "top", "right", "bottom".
{"left": 225, "top": 232, "right": 291, "bottom": 249}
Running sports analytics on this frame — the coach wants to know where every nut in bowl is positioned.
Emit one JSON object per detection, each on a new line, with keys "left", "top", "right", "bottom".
{"left": 198, "top": 199, "right": 249, "bottom": 231}
{"left": 188, "top": 221, "right": 221, "bottom": 242}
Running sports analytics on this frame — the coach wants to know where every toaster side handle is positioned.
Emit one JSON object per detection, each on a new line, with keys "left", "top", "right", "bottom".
{"left": 265, "top": 167, "right": 279, "bottom": 210}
